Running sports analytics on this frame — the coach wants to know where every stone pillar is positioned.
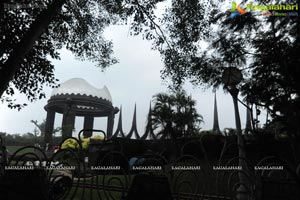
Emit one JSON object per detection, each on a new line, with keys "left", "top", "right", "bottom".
{"left": 44, "top": 108, "right": 55, "bottom": 150}
{"left": 106, "top": 111, "right": 115, "bottom": 139}
{"left": 61, "top": 104, "right": 76, "bottom": 140}
{"left": 83, "top": 116, "right": 94, "bottom": 138}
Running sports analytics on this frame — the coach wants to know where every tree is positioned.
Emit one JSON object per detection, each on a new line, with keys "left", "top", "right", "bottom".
{"left": 137, "top": 0, "right": 300, "bottom": 137}
{"left": 134, "top": 4, "right": 300, "bottom": 192}
{"left": 151, "top": 90, "right": 203, "bottom": 139}
{"left": 31, "top": 119, "right": 61, "bottom": 137}
{"left": 151, "top": 92, "right": 174, "bottom": 138}
{"left": 0, "top": 0, "right": 164, "bottom": 109}
{"left": 212, "top": 1, "right": 300, "bottom": 138}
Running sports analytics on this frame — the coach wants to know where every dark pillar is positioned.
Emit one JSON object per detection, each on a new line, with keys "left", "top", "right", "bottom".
{"left": 245, "top": 107, "right": 252, "bottom": 134}
{"left": 44, "top": 108, "right": 55, "bottom": 150}
{"left": 83, "top": 116, "right": 94, "bottom": 138}
{"left": 61, "top": 104, "right": 76, "bottom": 140}
{"left": 107, "top": 111, "right": 114, "bottom": 139}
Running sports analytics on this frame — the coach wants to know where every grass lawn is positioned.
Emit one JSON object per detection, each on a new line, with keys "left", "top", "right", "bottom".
{"left": 6, "top": 145, "right": 25, "bottom": 154}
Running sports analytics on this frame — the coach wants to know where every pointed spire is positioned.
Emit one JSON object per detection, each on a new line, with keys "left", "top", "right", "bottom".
{"left": 126, "top": 104, "right": 140, "bottom": 139}
{"left": 141, "top": 102, "right": 156, "bottom": 140}
{"left": 212, "top": 92, "right": 220, "bottom": 133}
{"left": 112, "top": 105, "right": 125, "bottom": 138}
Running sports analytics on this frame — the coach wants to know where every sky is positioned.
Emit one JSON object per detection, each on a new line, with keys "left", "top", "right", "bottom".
{"left": 0, "top": 23, "right": 267, "bottom": 136}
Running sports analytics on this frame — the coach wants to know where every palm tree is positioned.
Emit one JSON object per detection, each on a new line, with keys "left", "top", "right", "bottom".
{"left": 173, "top": 92, "right": 203, "bottom": 138}
{"left": 151, "top": 93, "right": 174, "bottom": 139}
{"left": 151, "top": 90, "right": 203, "bottom": 139}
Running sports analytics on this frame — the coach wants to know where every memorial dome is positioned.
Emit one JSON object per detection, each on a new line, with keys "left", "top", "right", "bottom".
{"left": 51, "top": 78, "right": 112, "bottom": 103}
{"left": 44, "top": 78, "right": 119, "bottom": 144}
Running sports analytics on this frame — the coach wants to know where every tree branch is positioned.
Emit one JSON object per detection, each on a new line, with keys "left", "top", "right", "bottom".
{"left": 0, "top": 0, "right": 67, "bottom": 98}
{"left": 134, "top": 0, "right": 172, "bottom": 50}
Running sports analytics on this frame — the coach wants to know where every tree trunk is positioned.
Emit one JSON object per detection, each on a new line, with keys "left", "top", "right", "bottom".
{"left": 0, "top": 0, "right": 67, "bottom": 98}
{"left": 229, "top": 87, "right": 251, "bottom": 200}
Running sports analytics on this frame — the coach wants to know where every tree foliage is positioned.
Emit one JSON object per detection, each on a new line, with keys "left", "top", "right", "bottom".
{"left": 151, "top": 90, "right": 203, "bottom": 139}
{"left": 0, "top": 0, "right": 164, "bottom": 109}
{"left": 0, "top": 131, "right": 62, "bottom": 146}
{"left": 138, "top": 0, "right": 300, "bottom": 137}
{"left": 2, "top": 0, "right": 300, "bottom": 137}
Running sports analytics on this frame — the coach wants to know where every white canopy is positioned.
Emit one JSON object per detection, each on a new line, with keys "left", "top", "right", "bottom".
{"left": 51, "top": 78, "right": 112, "bottom": 102}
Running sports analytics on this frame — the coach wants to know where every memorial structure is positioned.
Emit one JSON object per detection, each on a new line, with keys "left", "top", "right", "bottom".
{"left": 43, "top": 78, "right": 119, "bottom": 147}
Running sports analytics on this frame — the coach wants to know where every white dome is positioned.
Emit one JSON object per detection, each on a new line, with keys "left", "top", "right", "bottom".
{"left": 51, "top": 78, "right": 112, "bottom": 102}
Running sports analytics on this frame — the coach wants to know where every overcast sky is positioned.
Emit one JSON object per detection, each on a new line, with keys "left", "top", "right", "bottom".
{"left": 0, "top": 23, "right": 267, "bottom": 136}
